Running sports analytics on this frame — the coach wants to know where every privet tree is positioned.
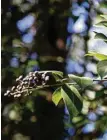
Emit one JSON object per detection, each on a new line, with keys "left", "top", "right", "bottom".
{"left": 2, "top": 0, "right": 107, "bottom": 140}
{"left": 4, "top": 52, "right": 107, "bottom": 139}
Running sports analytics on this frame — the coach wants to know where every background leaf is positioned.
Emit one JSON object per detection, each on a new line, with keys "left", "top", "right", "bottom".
{"left": 96, "top": 21, "right": 107, "bottom": 27}
{"left": 27, "top": 60, "right": 38, "bottom": 67}
{"left": 100, "top": 14, "right": 107, "bottom": 20}
{"left": 94, "top": 32, "right": 107, "bottom": 42}
{"left": 97, "top": 60, "right": 107, "bottom": 78}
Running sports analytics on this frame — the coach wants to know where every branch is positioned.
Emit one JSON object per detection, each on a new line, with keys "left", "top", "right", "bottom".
{"left": 12, "top": 82, "right": 76, "bottom": 97}
{"left": 93, "top": 79, "right": 107, "bottom": 82}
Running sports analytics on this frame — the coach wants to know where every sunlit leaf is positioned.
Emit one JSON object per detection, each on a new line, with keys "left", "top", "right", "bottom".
{"left": 100, "top": 14, "right": 107, "bottom": 20}
{"left": 85, "top": 52, "right": 107, "bottom": 61}
{"left": 72, "top": 116, "right": 84, "bottom": 123}
{"left": 52, "top": 87, "right": 62, "bottom": 105}
{"left": 94, "top": 32, "right": 107, "bottom": 42}
{"left": 96, "top": 21, "right": 107, "bottom": 27}
{"left": 68, "top": 74, "right": 93, "bottom": 89}
{"left": 97, "top": 60, "right": 107, "bottom": 78}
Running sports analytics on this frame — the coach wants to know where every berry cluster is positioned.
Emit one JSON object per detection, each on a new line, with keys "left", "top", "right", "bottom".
{"left": 4, "top": 71, "right": 49, "bottom": 98}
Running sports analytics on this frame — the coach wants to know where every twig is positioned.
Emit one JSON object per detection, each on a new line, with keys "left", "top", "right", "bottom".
{"left": 93, "top": 79, "right": 107, "bottom": 82}
{"left": 13, "top": 82, "right": 76, "bottom": 97}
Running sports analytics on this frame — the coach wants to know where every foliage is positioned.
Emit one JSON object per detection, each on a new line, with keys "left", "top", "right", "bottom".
{"left": 1, "top": 0, "right": 107, "bottom": 140}
{"left": 4, "top": 56, "right": 107, "bottom": 138}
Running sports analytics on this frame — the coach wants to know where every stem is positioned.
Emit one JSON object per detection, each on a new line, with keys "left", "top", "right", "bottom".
{"left": 93, "top": 79, "right": 107, "bottom": 82}
{"left": 13, "top": 82, "right": 76, "bottom": 96}
{"left": 11, "top": 78, "right": 107, "bottom": 97}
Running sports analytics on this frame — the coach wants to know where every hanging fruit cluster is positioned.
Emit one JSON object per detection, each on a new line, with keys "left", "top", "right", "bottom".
{"left": 4, "top": 71, "right": 50, "bottom": 98}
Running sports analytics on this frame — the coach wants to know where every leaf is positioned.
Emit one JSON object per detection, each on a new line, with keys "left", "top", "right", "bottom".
{"left": 27, "top": 60, "right": 38, "bottom": 67}
{"left": 94, "top": 32, "right": 107, "bottom": 42}
{"left": 10, "top": 67, "right": 24, "bottom": 77}
{"left": 52, "top": 71, "right": 63, "bottom": 78}
{"left": 104, "top": 90, "right": 107, "bottom": 94}
{"left": 52, "top": 87, "right": 62, "bottom": 106}
{"left": 61, "top": 88, "right": 79, "bottom": 119}
{"left": 68, "top": 74, "right": 93, "bottom": 89}
{"left": 26, "top": 99, "right": 34, "bottom": 112}
{"left": 68, "top": 85, "right": 83, "bottom": 102}
{"left": 2, "top": 46, "right": 27, "bottom": 53}
{"left": 39, "top": 71, "right": 63, "bottom": 81}
{"left": 100, "top": 15, "right": 107, "bottom": 20}
{"left": 61, "top": 84, "right": 83, "bottom": 119}
{"left": 97, "top": 60, "right": 107, "bottom": 78}
{"left": 100, "top": 3, "right": 107, "bottom": 9}
{"left": 39, "top": 71, "right": 63, "bottom": 77}
{"left": 96, "top": 21, "right": 107, "bottom": 27}
{"left": 49, "top": 8, "right": 55, "bottom": 14}
{"left": 39, "top": 56, "right": 64, "bottom": 63}
{"left": 85, "top": 52, "right": 107, "bottom": 61}
{"left": 95, "top": 90, "right": 105, "bottom": 99}
{"left": 52, "top": 71, "right": 63, "bottom": 81}
{"left": 72, "top": 116, "right": 84, "bottom": 123}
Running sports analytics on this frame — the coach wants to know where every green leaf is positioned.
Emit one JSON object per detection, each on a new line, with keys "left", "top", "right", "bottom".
{"left": 81, "top": 77, "right": 93, "bottom": 88}
{"left": 39, "top": 71, "right": 63, "bottom": 77}
{"left": 64, "top": 121, "right": 72, "bottom": 129}
{"left": 52, "top": 71, "right": 63, "bottom": 81}
{"left": 97, "top": 60, "right": 107, "bottom": 78}
{"left": 49, "top": 8, "right": 55, "bottom": 14}
{"left": 61, "top": 88, "right": 79, "bottom": 119}
{"left": 72, "top": 116, "right": 84, "bottom": 124}
{"left": 61, "top": 84, "right": 83, "bottom": 119}
{"left": 27, "top": 60, "right": 38, "bottom": 66}
{"left": 85, "top": 52, "right": 107, "bottom": 60}
{"left": 94, "top": 32, "right": 107, "bottom": 42}
{"left": 3, "top": 46, "right": 27, "bottom": 53}
{"left": 26, "top": 99, "right": 34, "bottom": 112}
{"left": 96, "top": 21, "right": 107, "bottom": 27}
{"left": 52, "top": 71, "right": 63, "bottom": 77}
{"left": 68, "top": 74, "right": 93, "bottom": 89}
{"left": 52, "top": 87, "right": 62, "bottom": 105}
{"left": 95, "top": 90, "right": 105, "bottom": 99}
{"left": 69, "top": 85, "right": 83, "bottom": 102}
{"left": 39, "top": 71, "right": 63, "bottom": 81}
{"left": 100, "top": 3, "right": 107, "bottom": 9}
{"left": 104, "top": 90, "right": 107, "bottom": 94}
{"left": 100, "top": 14, "right": 107, "bottom": 20}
